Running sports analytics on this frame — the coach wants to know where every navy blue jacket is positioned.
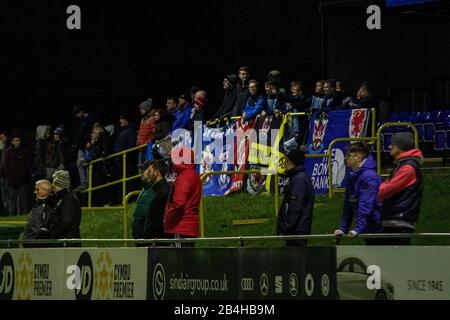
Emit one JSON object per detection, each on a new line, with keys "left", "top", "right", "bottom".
{"left": 185, "top": 107, "right": 205, "bottom": 133}
{"left": 76, "top": 114, "right": 95, "bottom": 150}
{"left": 277, "top": 165, "right": 314, "bottom": 235}
{"left": 114, "top": 124, "right": 136, "bottom": 153}
{"left": 266, "top": 94, "right": 286, "bottom": 116}
{"left": 339, "top": 154, "right": 382, "bottom": 234}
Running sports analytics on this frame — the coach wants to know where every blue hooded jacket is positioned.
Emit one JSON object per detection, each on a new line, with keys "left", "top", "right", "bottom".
{"left": 243, "top": 95, "right": 266, "bottom": 121}
{"left": 171, "top": 104, "right": 193, "bottom": 133}
{"left": 339, "top": 154, "right": 382, "bottom": 234}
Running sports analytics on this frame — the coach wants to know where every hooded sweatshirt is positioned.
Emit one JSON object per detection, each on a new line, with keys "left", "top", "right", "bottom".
{"left": 378, "top": 149, "right": 423, "bottom": 228}
{"left": 164, "top": 147, "right": 202, "bottom": 237}
{"left": 339, "top": 154, "right": 382, "bottom": 234}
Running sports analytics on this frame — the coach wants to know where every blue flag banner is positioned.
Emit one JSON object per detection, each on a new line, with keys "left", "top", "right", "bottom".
{"left": 199, "top": 125, "right": 235, "bottom": 196}
{"left": 305, "top": 109, "right": 370, "bottom": 194}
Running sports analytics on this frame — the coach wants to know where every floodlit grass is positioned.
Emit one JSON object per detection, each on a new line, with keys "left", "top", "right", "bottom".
{"left": 1, "top": 175, "right": 449, "bottom": 247}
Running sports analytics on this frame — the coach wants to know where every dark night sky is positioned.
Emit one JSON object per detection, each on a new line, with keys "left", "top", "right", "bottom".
{"left": 0, "top": 0, "right": 322, "bottom": 132}
{"left": 1, "top": 0, "right": 449, "bottom": 136}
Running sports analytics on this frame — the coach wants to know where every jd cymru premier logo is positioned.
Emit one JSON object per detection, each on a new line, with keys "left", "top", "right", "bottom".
{"left": 66, "top": 252, "right": 94, "bottom": 300}
{"left": 0, "top": 252, "right": 15, "bottom": 300}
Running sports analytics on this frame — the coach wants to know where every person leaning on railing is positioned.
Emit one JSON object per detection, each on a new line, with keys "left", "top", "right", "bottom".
{"left": 334, "top": 143, "right": 382, "bottom": 245}
{"left": 377, "top": 132, "right": 424, "bottom": 245}
{"left": 136, "top": 98, "right": 157, "bottom": 166}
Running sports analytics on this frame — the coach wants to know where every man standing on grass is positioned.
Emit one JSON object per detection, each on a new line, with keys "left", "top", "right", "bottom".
{"left": 24, "top": 179, "right": 54, "bottom": 245}
{"left": 378, "top": 132, "right": 423, "bottom": 245}
{"left": 164, "top": 147, "right": 202, "bottom": 247}
{"left": 50, "top": 170, "right": 81, "bottom": 244}
{"left": 334, "top": 142, "right": 382, "bottom": 245}
{"left": 277, "top": 146, "right": 314, "bottom": 246}
{"left": 132, "top": 160, "right": 171, "bottom": 243}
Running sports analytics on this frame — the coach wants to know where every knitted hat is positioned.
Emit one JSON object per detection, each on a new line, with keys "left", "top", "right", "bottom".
{"left": 392, "top": 132, "right": 414, "bottom": 152}
{"left": 140, "top": 98, "right": 154, "bottom": 112}
{"left": 52, "top": 170, "right": 71, "bottom": 189}
{"left": 285, "top": 145, "right": 307, "bottom": 166}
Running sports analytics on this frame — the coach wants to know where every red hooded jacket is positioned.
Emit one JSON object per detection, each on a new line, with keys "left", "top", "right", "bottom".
{"left": 378, "top": 149, "right": 423, "bottom": 202}
{"left": 164, "top": 147, "right": 202, "bottom": 237}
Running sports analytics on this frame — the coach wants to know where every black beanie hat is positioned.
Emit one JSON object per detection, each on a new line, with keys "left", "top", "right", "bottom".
{"left": 392, "top": 132, "right": 414, "bottom": 151}
{"left": 225, "top": 74, "right": 238, "bottom": 86}
{"left": 285, "top": 145, "right": 307, "bottom": 166}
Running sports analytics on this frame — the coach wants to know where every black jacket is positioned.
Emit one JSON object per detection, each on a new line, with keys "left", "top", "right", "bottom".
{"left": 211, "top": 87, "right": 237, "bottom": 121}
{"left": 1, "top": 146, "right": 31, "bottom": 187}
{"left": 76, "top": 114, "right": 95, "bottom": 149}
{"left": 49, "top": 189, "right": 82, "bottom": 240}
{"left": 132, "top": 178, "right": 171, "bottom": 239}
{"left": 114, "top": 124, "right": 136, "bottom": 153}
{"left": 153, "top": 112, "right": 175, "bottom": 141}
{"left": 24, "top": 198, "right": 55, "bottom": 241}
{"left": 381, "top": 158, "right": 423, "bottom": 223}
{"left": 91, "top": 132, "right": 111, "bottom": 160}
{"left": 353, "top": 94, "right": 379, "bottom": 119}
{"left": 277, "top": 165, "right": 314, "bottom": 235}
{"left": 285, "top": 93, "right": 309, "bottom": 112}
{"left": 232, "top": 83, "right": 250, "bottom": 117}
{"left": 323, "top": 92, "right": 346, "bottom": 111}
{"left": 185, "top": 108, "right": 205, "bottom": 133}
{"left": 33, "top": 139, "right": 65, "bottom": 180}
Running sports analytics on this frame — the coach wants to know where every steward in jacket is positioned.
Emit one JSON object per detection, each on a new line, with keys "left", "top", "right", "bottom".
{"left": 132, "top": 160, "right": 171, "bottom": 241}
{"left": 334, "top": 143, "right": 382, "bottom": 245}
{"left": 164, "top": 147, "right": 202, "bottom": 243}
{"left": 277, "top": 146, "right": 314, "bottom": 246}
{"left": 378, "top": 132, "right": 423, "bottom": 245}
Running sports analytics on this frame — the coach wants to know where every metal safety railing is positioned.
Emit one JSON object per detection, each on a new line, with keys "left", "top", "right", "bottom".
{"left": 85, "top": 144, "right": 146, "bottom": 207}
{"left": 82, "top": 190, "right": 141, "bottom": 241}
{"left": 82, "top": 108, "right": 418, "bottom": 209}
{"left": 207, "top": 116, "right": 242, "bottom": 127}
{"left": 0, "top": 220, "right": 26, "bottom": 225}
{"left": 199, "top": 169, "right": 279, "bottom": 238}
{"left": 326, "top": 137, "right": 378, "bottom": 198}
{"left": 301, "top": 111, "right": 419, "bottom": 198}
{"left": 1, "top": 233, "right": 449, "bottom": 248}
{"left": 79, "top": 110, "right": 325, "bottom": 208}
{"left": 122, "top": 190, "right": 141, "bottom": 240}
{"left": 300, "top": 108, "right": 378, "bottom": 198}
